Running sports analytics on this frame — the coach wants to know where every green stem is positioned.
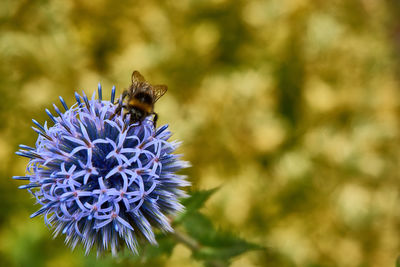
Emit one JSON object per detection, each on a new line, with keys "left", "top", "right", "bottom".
{"left": 171, "top": 228, "right": 201, "bottom": 251}
{"left": 171, "top": 229, "right": 227, "bottom": 267}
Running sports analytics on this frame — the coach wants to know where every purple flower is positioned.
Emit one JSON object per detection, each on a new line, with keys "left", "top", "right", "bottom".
{"left": 14, "top": 84, "right": 190, "bottom": 256}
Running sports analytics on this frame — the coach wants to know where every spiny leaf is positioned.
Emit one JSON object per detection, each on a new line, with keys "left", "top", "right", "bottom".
{"left": 181, "top": 211, "right": 263, "bottom": 263}
{"left": 140, "top": 233, "right": 177, "bottom": 260}
{"left": 175, "top": 187, "right": 219, "bottom": 223}
{"left": 193, "top": 232, "right": 262, "bottom": 261}
{"left": 183, "top": 187, "right": 219, "bottom": 211}
{"left": 181, "top": 212, "right": 214, "bottom": 242}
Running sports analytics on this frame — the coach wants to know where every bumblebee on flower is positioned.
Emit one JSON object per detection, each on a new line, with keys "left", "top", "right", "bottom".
{"left": 14, "top": 79, "right": 190, "bottom": 256}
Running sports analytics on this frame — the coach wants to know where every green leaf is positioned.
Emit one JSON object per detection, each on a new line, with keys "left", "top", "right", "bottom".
{"left": 193, "top": 229, "right": 262, "bottom": 262}
{"left": 396, "top": 256, "right": 400, "bottom": 267}
{"left": 183, "top": 187, "right": 219, "bottom": 211}
{"left": 167, "top": 188, "right": 262, "bottom": 264}
{"left": 181, "top": 211, "right": 263, "bottom": 263}
{"left": 182, "top": 212, "right": 214, "bottom": 243}
{"left": 175, "top": 187, "right": 219, "bottom": 223}
{"left": 140, "top": 233, "right": 177, "bottom": 260}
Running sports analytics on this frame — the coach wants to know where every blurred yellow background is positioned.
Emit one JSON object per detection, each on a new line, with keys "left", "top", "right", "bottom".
{"left": 1, "top": 0, "right": 400, "bottom": 266}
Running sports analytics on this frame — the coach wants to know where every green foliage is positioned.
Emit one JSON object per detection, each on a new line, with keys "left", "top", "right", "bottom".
{"left": 175, "top": 187, "right": 219, "bottom": 222}
{"left": 183, "top": 212, "right": 261, "bottom": 263}
{"left": 141, "top": 234, "right": 177, "bottom": 260}
{"left": 174, "top": 188, "right": 262, "bottom": 266}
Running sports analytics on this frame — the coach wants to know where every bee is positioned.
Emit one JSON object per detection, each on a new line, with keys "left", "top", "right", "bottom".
{"left": 111, "top": 71, "right": 168, "bottom": 128}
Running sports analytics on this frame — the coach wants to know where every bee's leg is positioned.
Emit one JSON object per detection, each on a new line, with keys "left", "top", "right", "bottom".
{"left": 110, "top": 91, "right": 128, "bottom": 120}
{"left": 109, "top": 105, "right": 120, "bottom": 120}
{"left": 152, "top": 112, "right": 158, "bottom": 129}
{"left": 114, "top": 90, "right": 128, "bottom": 105}
{"left": 110, "top": 104, "right": 126, "bottom": 120}
{"left": 123, "top": 109, "right": 131, "bottom": 122}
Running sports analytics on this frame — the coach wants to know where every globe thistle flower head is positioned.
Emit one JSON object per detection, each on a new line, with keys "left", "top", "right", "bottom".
{"left": 14, "top": 84, "right": 190, "bottom": 256}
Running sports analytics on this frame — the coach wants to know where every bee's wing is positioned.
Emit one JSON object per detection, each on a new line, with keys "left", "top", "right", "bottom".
{"left": 152, "top": 85, "right": 168, "bottom": 102}
{"left": 131, "top": 71, "right": 146, "bottom": 85}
